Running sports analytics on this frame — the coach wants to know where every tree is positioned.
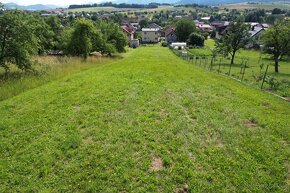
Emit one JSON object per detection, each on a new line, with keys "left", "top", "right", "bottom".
{"left": 0, "top": 11, "right": 38, "bottom": 72}
{"left": 272, "top": 8, "right": 284, "bottom": 15}
{"left": 27, "top": 14, "right": 54, "bottom": 55}
{"left": 44, "top": 16, "right": 63, "bottom": 50}
{"left": 187, "top": 32, "right": 204, "bottom": 47}
{"left": 175, "top": 19, "right": 196, "bottom": 42}
{"left": 139, "top": 19, "right": 149, "bottom": 29}
{"left": 66, "top": 19, "right": 102, "bottom": 59}
{"left": 215, "top": 20, "right": 250, "bottom": 73}
{"left": 261, "top": 20, "right": 290, "bottom": 73}
{"left": 95, "top": 20, "right": 127, "bottom": 55}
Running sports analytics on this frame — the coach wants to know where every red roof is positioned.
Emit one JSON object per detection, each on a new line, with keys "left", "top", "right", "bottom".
{"left": 165, "top": 27, "right": 176, "bottom": 37}
{"left": 121, "top": 24, "right": 134, "bottom": 35}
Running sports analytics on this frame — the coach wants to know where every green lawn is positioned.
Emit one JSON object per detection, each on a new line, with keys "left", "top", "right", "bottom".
{"left": 0, "top": 46, "right": 289, "bottom": 192}
{"left": 188, "top": 39, "right": 290, "bottom": 97}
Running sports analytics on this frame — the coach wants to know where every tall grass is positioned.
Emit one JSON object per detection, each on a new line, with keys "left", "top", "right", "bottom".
{"left": 0, "top": 56, "right": 117, "bottom": 101}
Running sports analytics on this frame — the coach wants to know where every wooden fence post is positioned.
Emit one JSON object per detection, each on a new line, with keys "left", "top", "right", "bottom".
{"left": 261, "top": 65, "right": 269, "bottom": 89}
{"left": 241, "top": 62, "right": 247, "bottom": 81}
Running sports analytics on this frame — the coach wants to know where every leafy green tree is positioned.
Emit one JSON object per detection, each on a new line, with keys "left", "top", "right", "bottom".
{"left": 261, "top": 20, "right": 290, "bottom": 73}
{"left": 0, "top": 11, "right": 38, "bottom": 72}
{"left": 175, "top": 19, "right": 196, "bottom": 42}
{"left": 27, "top": 14, "right": 54, "bottom": 54}
{"left": 44, "top": 16, "right": 63, "bottom": 50}
{"left": 187, "top": 32, "right": 204, "bottom": 47}
{"left": 96, "top": 21, "right": 127, "bottom": 55}
{"left": 139, "top": 19, "right": 149, "bottom": 29}
{"left": 66, "top": 19, "right": 102, "bottom": 59}
{"left": 215, "top": 20, "right": 250, "bottom": 69}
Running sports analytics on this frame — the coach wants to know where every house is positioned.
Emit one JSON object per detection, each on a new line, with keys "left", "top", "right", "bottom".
{"left": 130, "top": 23, "right": 140, "bottom": 30}
{"left": 121, "top": 24, "right": 135, "bottom": 42}
{"left": 246, "top": 24, "right": 267, "bottom": 49}
{"left": 200, "top": 16, "right": 211, "bottom": 22}
{"left": 141, "top": 28, "right": 160, "bottom": 43}
{"left": 165, "top": 27, "right": 177, "bottom": 44}
{"left": 148, "top": 23, "right": 163, "bottom": 31}
{"left": 211, "top": 21, "right": 230, "bottom": 39}
{"left": 198, "top": 24, "right": 213, "bottom": 32}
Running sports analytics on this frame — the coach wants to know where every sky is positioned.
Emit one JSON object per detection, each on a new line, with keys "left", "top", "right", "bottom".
{"left": 1, "top": 0, "right": 106, "bottom": 6}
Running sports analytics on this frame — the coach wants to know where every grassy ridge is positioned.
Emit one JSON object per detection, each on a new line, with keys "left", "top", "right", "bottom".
{"left": 0, "top": 46, "right": 289, "bottom": 192}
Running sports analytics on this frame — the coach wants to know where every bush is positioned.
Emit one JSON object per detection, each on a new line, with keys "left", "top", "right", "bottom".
{"left": 187, "top": 32, "right": 205, "bottom": 47}
{"left": 161, "top": 41, "right": 167, "bottom": 47}
{"left": 201, "top": 32, "right": 210, "bottom": 40}
{"left": 210, "top": 30, "right": 216, "bottom": 39}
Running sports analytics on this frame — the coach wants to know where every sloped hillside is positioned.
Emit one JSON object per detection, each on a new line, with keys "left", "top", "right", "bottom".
{"left": 0, "top": 47, "right": 289, "bottom": 192}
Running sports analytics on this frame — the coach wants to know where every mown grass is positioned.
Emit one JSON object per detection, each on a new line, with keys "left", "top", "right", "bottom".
{"left": 0, "top": 56, "right": 117, "bottom": 101}
{"left": 188, "top": 39, "right": 290, "bottom": 97}
{"left": 0, "top": 46, "right": 289, "bottom": 192}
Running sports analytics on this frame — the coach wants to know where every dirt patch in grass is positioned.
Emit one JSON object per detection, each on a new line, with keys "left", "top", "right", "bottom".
{"left": 175, "top": 184, "right": 189, "bottom": 193}
{"left": 82, "top": 136, "right": 94, "bottom": 145}
{"left": 150, "top": 157, "right": 163, "bottom": 172}
{"left": 244, "top": 119, "right": 258, "bottom": 128}
{"left": 159, "top": 109, "right": 169, "bottom": 116}
{"left": 73, "top": 104, "right": 81, "bottom": 111}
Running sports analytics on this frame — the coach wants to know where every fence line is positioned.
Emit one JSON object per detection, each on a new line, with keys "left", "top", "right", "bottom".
{"left": 171, "top": 48, "right": 289, "bottom": 102}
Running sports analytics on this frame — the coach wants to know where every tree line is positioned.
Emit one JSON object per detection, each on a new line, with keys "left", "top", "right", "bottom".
{"left": 0, "top": 10, "right": 127, "bottom": 72}
{"left": 68, "top": 3, "right": 158, "bottom": 9}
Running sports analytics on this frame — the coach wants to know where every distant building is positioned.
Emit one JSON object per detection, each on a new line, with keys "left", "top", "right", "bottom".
{"left": 130, "top": 23, "right": 140, "bottom": 30}
{"left": 141, "top": 28, "right": 160, "bottom": 43}
{"left": 121, "top": 24, "right": 135, "bottom": 42}
{"left": 165, "top": 27, "right": 177, "bottom": 44}
{"left": 246, "top": 24, "right": 267, "bottom": 49}
{"left": 200, "top": 17, "right": 211, "bottom": 22}
{"left": 198, "top": 23, "right": 213, "bottom": 32}
{"left": 148, "top": 23, "right": 163, "bottom": 31}
{"left": 211, "top": 21, "right": 230, "bottom": 39}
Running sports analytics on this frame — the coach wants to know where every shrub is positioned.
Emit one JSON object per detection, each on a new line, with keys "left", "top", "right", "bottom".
{"left": 187, "top": 32, "right": 205, "bottom": 47}
{"left": 210, "top": 30, "right": 216, "bottom": 39}
{"left": 161, "top": 41, "right": 167, "bottom": 47}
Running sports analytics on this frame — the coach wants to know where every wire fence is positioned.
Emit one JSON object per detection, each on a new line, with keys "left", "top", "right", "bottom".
{"left": 171, "top": 48, "right": 290, "bottom": 101}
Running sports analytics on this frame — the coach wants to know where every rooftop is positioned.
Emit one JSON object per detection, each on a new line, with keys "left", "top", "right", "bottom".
{"left": 142, "top": 28, "right": 159, "bottom": 32}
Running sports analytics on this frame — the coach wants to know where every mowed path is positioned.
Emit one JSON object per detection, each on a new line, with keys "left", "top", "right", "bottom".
{"left": 0, "top": 47, "right": 289, "bottom": 192}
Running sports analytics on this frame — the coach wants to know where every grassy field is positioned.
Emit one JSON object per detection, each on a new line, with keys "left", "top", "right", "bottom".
{"left": 0, "top": 46, "right": 289, "bottom": 192}
{"left": 188, "top": 39, "right": 290, "bottom": 97}
{"left": 220, "top": 2, "right": 290, "bottom": 10}
{"left": 66, "top": 6, "right": 175, "bottom": 13}
{"left": 0, "top": 56, "right": 117, "bottom": 101}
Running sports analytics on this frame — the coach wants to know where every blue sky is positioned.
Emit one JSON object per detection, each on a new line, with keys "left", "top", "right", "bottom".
{"left": 1, "top": 0, "right": 105, "bottom": 6}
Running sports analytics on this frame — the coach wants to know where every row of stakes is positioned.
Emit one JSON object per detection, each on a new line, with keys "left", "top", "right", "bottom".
{"left": 176, "top": 51, "right": 269, "bottom": 90}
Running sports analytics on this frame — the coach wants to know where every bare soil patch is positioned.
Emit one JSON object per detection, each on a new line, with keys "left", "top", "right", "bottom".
{"left": 150, "top": 157, "right": 163, "bottom": 172}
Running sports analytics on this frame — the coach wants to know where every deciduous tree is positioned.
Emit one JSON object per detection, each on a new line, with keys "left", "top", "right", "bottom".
{"left": 0, "top": 11, "right": 38, "bottom": 72}
{"left": 175, "top": 19, "right": 196, "bottom": 42}
{"left": 261, "top": 20, "right": 290, "bottom": 73}
{"left": 215, "top": 20, "right": 250, "bottom": 73}
{"left": 66, "top": 19, "right": 102, "bottom": 59}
